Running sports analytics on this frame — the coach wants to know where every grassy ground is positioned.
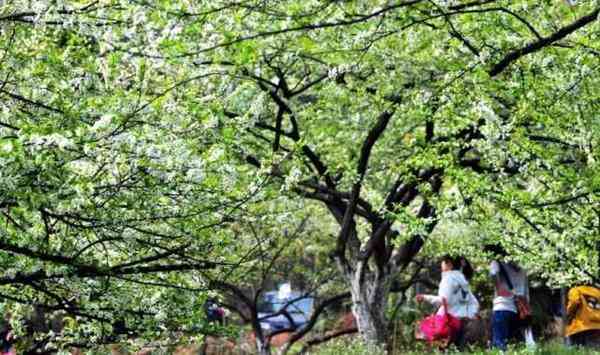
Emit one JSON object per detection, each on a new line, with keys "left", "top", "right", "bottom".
{"left": 309, "top": 339, "right": 600, "bottom": 355}
{"left": 79, "top": 340, "right": 600, "bottom": 354}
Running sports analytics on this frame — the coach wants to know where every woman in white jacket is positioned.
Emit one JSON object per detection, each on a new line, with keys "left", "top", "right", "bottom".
{"left": 416, "top": 255, "right": 479, "bottom": 346}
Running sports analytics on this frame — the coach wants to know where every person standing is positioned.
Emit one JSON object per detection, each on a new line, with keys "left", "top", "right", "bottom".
{"left": 489, "top": 256, "right": 533, "bottom": 351}
{"left": 416, "top": 255, "right": 479, "bottom": 347}
{"left": 204, "top": 298, "right": 225, "bottom": 325}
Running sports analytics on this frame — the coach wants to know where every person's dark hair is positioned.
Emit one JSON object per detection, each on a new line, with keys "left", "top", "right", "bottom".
{"left": 441, "top": 255, "right": 474, "bottom": 280}
{"left": 459, "top": 257, "right": 474, "bottom": 281}
{"left": 441, "top": 255, "right": 458, "bottom": 270}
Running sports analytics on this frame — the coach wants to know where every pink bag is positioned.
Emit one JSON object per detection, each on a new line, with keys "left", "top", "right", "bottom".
{"left": 417, "top": 299, "right": 462, "bottom": 344}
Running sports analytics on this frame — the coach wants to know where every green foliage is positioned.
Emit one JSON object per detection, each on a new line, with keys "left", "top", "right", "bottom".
{"left": 309, "top": 338, "right": 386, "bottom": 355}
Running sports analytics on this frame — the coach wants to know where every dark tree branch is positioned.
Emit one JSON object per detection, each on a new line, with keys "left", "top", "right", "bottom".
{"left": 527, "top": 134, "right": 577, "bottom": 148}
{"left": 489, "top": 6, "right": 600, "bottom": 76}
{"left": 280, "top": 292, "right": 351, "bottom": 355}
{"left": 177, "top": 0, "right": 424, "bottom": 56}
{"left": 529, "top": 190, "right": 599, "bottom": 208}
{"left": 0, "top": 89, "right": 64, "bottom": 113}
{"left": 510, "top": 207, "right": 542, "bottom": 234}
{"left": 290, "top": 73, "right": 328, "bottom": 96}
{"left": 273, "top": 107, "right": 285, "bottom": 151}
{"left": 447, "top": 0, "right": 497, "bottom": 11}
{"left": 389, "top": 176, "right": 442, "bottom": 271}
{"left": 336, "top": 111, "right": 393, "bottom": 262}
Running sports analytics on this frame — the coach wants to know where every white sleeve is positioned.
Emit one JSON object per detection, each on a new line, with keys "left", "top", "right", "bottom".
{"left": 490, "top": 260, "right": 500, "bottom": 276}
{"left": 437, "top": 276, "right": 454, "bottom": 302}
{"left": 423, "top": 294, "right": 442, "bottom": 306}
{"left": 422, "top": 276, "right": 451, "bottom": 306}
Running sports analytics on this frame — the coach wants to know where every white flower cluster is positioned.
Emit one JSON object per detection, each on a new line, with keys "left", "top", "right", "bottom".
{"left": 327, "top": 63, "right": 362, "bottom": 79}
{"left": 92, "top": 114, "right": 114, "bottom": 131}
{"left": 283, "top": 166, "right": 302, "bottom": 190}
{"left": 27, "top": 133, "right": 75, "bottom": 150}
{"left": 67, "top": 160, "right": 96, "bottom": 177}
{"left": 432, "top": 0, "right": 460, "bottom": 7}
{"left": 185, "top": 156, "right": 205, "bottom": 183}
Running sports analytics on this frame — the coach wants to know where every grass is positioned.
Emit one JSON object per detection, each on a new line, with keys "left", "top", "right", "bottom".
{"left": 309, "top": 339, "right": 600, "bottom": 355}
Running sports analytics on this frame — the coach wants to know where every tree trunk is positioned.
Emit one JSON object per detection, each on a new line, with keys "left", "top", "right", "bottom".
{"left": 255, "top": 337, "right": 272, "bottom": 355}
{"left": 348, "top": 263, "right": 390, "bottom": 347}
{"left": 252, "top": 315, "right": 272, "bottom": 355}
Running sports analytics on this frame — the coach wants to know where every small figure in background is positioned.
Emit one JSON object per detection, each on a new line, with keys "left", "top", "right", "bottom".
{"left": 0, "top": 318, "right": 15, "bottom": 355}
{"left": 204, "top": 298, "right": 225, "bottom": 325}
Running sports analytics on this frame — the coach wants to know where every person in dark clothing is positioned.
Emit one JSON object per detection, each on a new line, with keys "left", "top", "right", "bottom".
{"left": 0, "top": 321, "right": 15, "bottom": 355}
{"left": 204, "top": 299, "right": 225, "bottom": 325}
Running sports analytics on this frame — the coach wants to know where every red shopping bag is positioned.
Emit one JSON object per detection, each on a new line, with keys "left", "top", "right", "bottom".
{"left": 417, "top": 298, "right": 462, "bottom": 344}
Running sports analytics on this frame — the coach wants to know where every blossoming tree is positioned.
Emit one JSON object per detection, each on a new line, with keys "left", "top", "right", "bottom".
{"left": 1, "top": 0, "right": 599, "bottom": 350}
